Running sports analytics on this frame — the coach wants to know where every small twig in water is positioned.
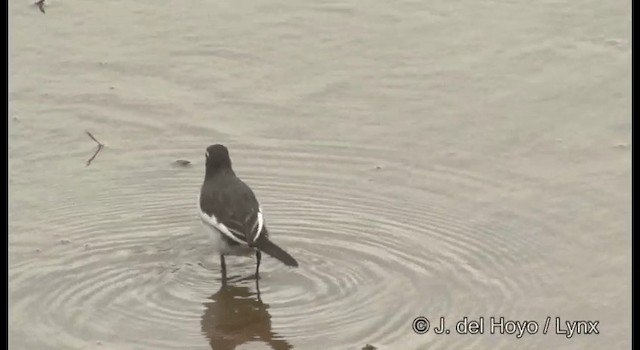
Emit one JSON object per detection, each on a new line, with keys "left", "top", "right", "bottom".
{"left": 85, "top": 130, "right": 104, "bottom": 147}
{"left": 86, "top": 145, "right": 103, "bottom": 167}
{"left": 85, "top": 130, "right": 105, "bottom": 167}
{"left": 34, "top": 0, "right": 45, "bottom": 14}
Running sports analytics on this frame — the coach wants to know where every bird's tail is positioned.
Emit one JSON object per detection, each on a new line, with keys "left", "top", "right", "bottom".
{"left": 255, "top": 238, "right": 298, "bottom": 267}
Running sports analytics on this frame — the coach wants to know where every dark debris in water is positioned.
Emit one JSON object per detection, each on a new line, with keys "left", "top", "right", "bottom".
{"left": 174, "top": 159, "right": 192, "bottom": 167}
{"left": 362, "top": 344, "right": 377, "bottom": 350}
{"left": 34, "top": 0, "right": 45, "bottom": 14}
{"left": 60, "top": 239, "right": 71, "bottom": 245}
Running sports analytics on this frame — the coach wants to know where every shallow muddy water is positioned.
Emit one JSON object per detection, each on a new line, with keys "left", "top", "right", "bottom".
{"left": 9, "top": 0, "right": 630, "bottom": 349}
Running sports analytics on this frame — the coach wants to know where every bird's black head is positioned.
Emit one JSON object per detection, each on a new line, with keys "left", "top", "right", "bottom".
{"left": 205, "top": 144, "right": 233, "bottom": 177}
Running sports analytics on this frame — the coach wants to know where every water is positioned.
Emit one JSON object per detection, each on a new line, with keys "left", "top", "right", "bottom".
{"left": 9, "top": 0, "right": 631, "bottom": 349}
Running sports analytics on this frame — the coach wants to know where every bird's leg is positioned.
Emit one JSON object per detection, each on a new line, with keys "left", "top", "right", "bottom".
{"left": 256, "top": 277, "right": 262, "bottom": 303}
{"left": 220, "top": 254, "right": 227, "bottom": 285}
{"left": 255, "top": 250, "right": 262, "bottom": 280}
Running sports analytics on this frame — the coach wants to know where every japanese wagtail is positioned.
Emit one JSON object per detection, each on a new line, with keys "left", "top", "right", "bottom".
{"left": 198, "top": 144, "right": 298, "bottom": 280}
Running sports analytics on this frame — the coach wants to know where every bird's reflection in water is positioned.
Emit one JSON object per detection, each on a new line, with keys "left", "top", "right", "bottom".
{"left": 201, "top": 279, "right": 293, "bottom": 350}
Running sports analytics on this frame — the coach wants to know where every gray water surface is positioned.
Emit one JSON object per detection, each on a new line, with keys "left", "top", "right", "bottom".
{"left": 9, "top": 0, "right": 631, "bottom": 349}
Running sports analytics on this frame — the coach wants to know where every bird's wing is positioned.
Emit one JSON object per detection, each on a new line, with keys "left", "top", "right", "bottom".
{"left": 199, "top": 179, "right": 265, "bottom": 246}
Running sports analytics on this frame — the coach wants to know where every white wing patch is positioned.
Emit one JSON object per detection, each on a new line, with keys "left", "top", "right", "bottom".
{"left": 253, "top": 207, "right": 264, "bottom": 242}
{"left": 197, "top": 195, "right": 246, "bottom": 245}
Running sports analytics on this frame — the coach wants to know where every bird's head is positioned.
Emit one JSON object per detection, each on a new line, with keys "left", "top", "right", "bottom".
{"left": 205, "top": 144, "right": 233, "bottom": 175}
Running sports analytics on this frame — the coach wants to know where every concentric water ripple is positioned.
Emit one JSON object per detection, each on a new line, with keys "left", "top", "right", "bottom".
{"left": 8, "top": 135, "right": 572, "bottom": 350}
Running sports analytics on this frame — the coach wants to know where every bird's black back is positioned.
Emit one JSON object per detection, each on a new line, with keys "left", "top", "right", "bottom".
{"left": 200, "top": 170, "right": 266, "bottom": 239}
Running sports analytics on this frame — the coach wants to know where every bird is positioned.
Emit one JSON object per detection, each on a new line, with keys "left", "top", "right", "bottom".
{"left": 198, "top": 144, "right": 298, "bottom": 281}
